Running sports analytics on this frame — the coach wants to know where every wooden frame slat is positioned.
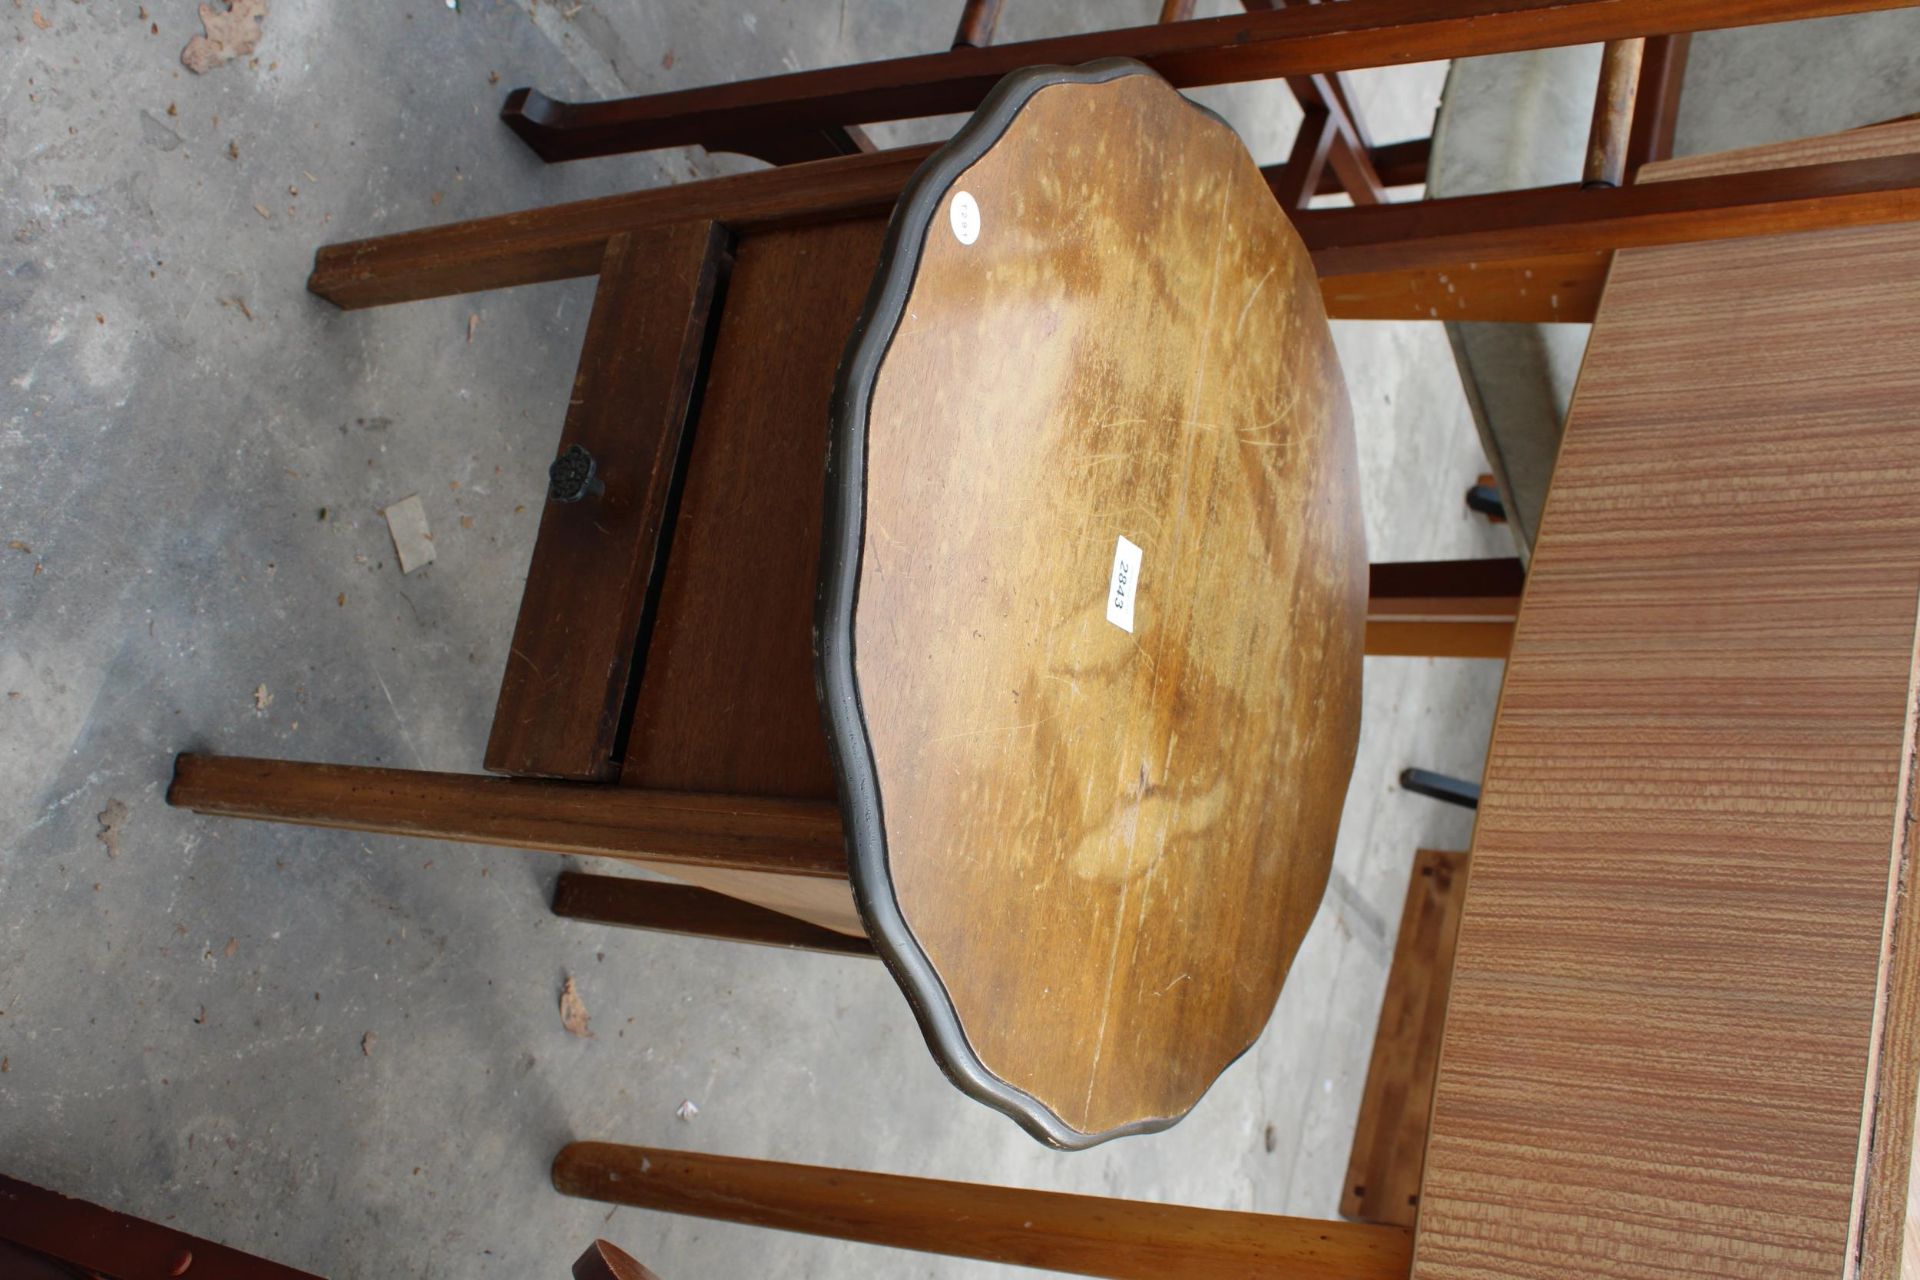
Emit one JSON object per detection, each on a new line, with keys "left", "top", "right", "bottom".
{"left": 494, "top": 0, "right": 1915, "bottom": 164}
{"left": 167, "top": 754, "right": 847, "bottom": 878}
{"left": 551, "top": 1143, "right": 1413, "bottom": 1279}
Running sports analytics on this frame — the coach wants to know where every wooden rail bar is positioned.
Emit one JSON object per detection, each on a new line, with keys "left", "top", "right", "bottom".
{"left": 308, "top": 148, "right": 1920, "bottom": 323}
{"left": 551, "top": 1143, "right": 1413, "bottom": 1279}
{"left": 166, "top": 754, "right": 849, "bottom": 878}
{"left": 1298, "top": 151, "right": 1920, "bottom": 277}
{"left": 498, "top": 0, "right": 1919, "bottom": 164}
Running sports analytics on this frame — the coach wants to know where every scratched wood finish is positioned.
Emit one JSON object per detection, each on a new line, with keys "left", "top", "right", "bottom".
{"left": 620, "top": 219, "right": 887, "bottom": 800}
{"left": 1413, "top": 120, "right": 1920, "bottom": 1279}
{"left": 552, "top": 1142, "right": 1412, "bottom": 1280}
{"left": 484, "top": 224, "right": 726, "bottom": 780}
{"left": 1343, "top": 849, "right": 1470, "bottom": 1229}
{"left": 848, "top": 73, "right": 1365, "bottom": 1140}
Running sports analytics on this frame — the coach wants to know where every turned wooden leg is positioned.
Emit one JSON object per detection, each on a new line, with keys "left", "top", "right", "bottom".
{"left": 1365, "top": 558, "right": 1522, "bottom": 659}
{"left": 1584, "top": 37, "right": 1647, "bottom": 189}
{"left": 552, "top": 872, "right": 874, "bottom": 957}
{"left": 552, "top": 1143, "right": 1411, "bottom": 1280}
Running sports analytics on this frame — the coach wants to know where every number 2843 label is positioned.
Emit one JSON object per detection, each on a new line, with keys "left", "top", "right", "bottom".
{"left": 1107, "top": 536, "right": 1142, "bottom": 634}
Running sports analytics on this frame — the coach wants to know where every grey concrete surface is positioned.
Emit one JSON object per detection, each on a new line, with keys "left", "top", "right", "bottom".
{"left": 2, "top": 3, "right": 1498, "bottom": 1275}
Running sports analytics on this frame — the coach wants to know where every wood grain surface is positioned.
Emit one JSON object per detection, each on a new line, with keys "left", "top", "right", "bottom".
{"left": 1413, "top": 119, "right": 1920, "bottom": 1279}
{"left": 841, "top": 71, "right": 1365, "bottom": 1141}
{"left": 620, "top": 219, "right": 886, "bottom": 800}
{"left": 1344, "top": 849, "right": 1470, "bottom": 1229}
{"left": 485, "top": 224, "right": 726, "bottom": 780}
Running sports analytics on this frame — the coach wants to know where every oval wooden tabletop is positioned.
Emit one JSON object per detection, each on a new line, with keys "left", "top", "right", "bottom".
{"left": 817, "top": 61, "right": 1366, "bottom": 1148}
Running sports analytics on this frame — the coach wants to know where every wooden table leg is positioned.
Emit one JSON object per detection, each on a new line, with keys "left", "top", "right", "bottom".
{"left": 166, "top": 754, "right": 845, "bottom": 876}
{"left": 551, "top": 1143, "right": 1412, "bottom": 1280}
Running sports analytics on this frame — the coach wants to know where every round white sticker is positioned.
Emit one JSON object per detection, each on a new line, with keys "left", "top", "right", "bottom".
{"left": 949, "top": 191, "right": 980, "bottom": 246}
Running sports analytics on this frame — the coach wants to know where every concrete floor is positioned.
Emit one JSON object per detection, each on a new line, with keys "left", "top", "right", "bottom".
{"left": 0, "top": 3, "right": 1503, "bottom": 1275}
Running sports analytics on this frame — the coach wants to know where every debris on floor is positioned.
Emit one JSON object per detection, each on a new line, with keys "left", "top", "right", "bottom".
{"left": 675, "top": 1099, "right": 699, "bottom": 1123}
{"left": 96, "top": 798, "right": 128, "bottom": 858}
{"left": 253, "top": 683, "right": 272, "bottom": 711}
{"left": 559, "top": 975, "right": 593, "bottom": 1039}
{"left": 182, "top": 0, "right": 268, "bottom": 75}
{"left": 382, "top": 495, "right": 436, "bottom": 575}
{"left": 361, "top": 1031, "right": 377, "bottom": 1057}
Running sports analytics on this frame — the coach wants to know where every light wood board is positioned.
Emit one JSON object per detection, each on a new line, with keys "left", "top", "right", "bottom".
{"left": 1413, "top": 119, "right": 1920, "bottom": 1279}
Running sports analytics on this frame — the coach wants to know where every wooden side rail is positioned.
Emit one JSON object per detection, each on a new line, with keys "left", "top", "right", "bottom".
{"left": 166, "top": 754, "right": 847, "bottom": 878}
{"left": 551, "top": 1143, "right": 1413, "bottom": 1279}
{"left": 496, "top": 0, "right": 1912, "bottom": 165}
{"left": 307, "top": 150, "right": 1920, "bottom": 327}
{"left": 1367, "top": 558, "right": 1522, "bottom": 659}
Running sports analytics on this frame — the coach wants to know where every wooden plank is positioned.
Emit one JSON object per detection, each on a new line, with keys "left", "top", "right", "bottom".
{"left": 166, "top": 754, "right": 847, "bottom": 878}
{"left": 485, "top": 224, "right": 727, "bottom": 780}
{"left": 823, "top": 69, "right": 1365, "bottom": 1147}
{"left": 1320, "top": 252, "right": 1609, "bottom": 324}
{"left": 0, "top": 1173, "right": 324, "bottom": 1279}
{"left": 551, "top": 1143, "right": 1414, "bottom": 1280}
{"left": 488, "top": 0, "right": 1916, "bottom": 165}
{"left": 1365, "top": 560, "right": 1521, "bottom": 659}
{"left": 1412, "top": 129, "right": 1920, "bottom": 1279}
{"left": 1343, "top": 849, "right": 1470, "bottom": 1228}
{"left": 1364, "top": 621, "right": 1512, "bottom": 660}
{"left": 1624, "top": 32, "right": 1690, "bottom": 180}
{"left": 305, "top": 144, "right": 1920, "bottom": 329}
{"left": 552, "top": 871, "right": 874, "bottom": 957}
{"left": 1297, "top": 150, "right": 1920, "bottom": 277}
{"left": 620, "top": 218, "right": 887, "bottom": 800}
{"left": 305, "top": 144, "right": 933, "bottom": 311}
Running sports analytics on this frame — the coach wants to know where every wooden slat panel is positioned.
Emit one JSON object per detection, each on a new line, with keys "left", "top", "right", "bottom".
{"left": 485, "top": 223, "right": 727, "bottom": 780}
{"left": 621, "top": 219, "right": 886, "bottom": 799}
{"left": 1344, "top": 849, "right": 1470, "bottom": 1228}
{"left": 166, "top": 754, "right": 847, "bottom": 878}
{"left": 1412, "top": 129, "right": 1920, "bottom": 1279}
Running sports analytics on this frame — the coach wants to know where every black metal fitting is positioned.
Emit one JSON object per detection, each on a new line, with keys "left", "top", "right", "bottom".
{"left": 548, "top": 444, "right": 605, "bottom": 504}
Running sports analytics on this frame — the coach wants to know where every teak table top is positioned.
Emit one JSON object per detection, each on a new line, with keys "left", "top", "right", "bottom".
{"left": 817, "top": 62, "right": 1367, "bottom": 1148}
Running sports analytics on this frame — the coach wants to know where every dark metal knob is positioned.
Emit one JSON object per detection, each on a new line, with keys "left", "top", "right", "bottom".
{"left": 548, "top": 444, "right": 605, "bottom": 503}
